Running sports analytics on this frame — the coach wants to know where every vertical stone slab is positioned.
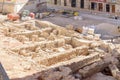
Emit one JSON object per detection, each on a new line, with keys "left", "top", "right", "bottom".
{"left": 0, "top": 63, "right": 9, "bottom": 80}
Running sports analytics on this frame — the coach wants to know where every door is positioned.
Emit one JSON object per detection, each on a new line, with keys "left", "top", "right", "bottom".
{"left": 64, "top": 0, "right": 67, "bottom": 6}
{"left": 80, "top": 0, "right": 84, "bottom": 8}
{"left": 91, "top": 2, "right": 96, "bottom": 10}
{"left": 98, "top": 3, "right": 103, "bottom": 11}
{"left": 106, "top": 4, "right": 110, "bottom": 12}
{"left": 112, "top": 5, "right": 115, "bottom": 13}
{"left": 71, "top": 0, "right": 76, "bottom": 7}
{"left": 54, "top": 0, "right": 57, "bottom": 5}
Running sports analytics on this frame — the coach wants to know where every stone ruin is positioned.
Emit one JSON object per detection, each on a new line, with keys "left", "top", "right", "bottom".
{"left": 0, "top": 20, "right": 120, "bottom": 80}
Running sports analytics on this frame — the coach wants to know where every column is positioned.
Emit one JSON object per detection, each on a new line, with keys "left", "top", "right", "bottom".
{"left": 67, "top": 0, "right": 71, "bottom": 7}
{"left": 60, "top": 0, "right": 64, "bottom": 6}
{"left": 76, "top": 0, "right": 80, "bottom": 8}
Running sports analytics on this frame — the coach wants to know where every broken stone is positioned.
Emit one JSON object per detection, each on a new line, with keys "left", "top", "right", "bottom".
{"left": 94, "top": 34, "right": 101, "bottom": 40}
{"left": 31, "top": 35, "right": 39, "bottom": 42}
{"left": 108, "top": 43, "right": 116, "bottom": 53}
{"left": 109, "top": 64, "right": 120, "bottom": 80}
{"left": 59, "top": 66, "right": 72, "bottom": 76}
{"left": 78, "top": 59, "right": 110, "bottom": 78}
{"left": 71, "top": 37, "right": 92, "bottom": 47}
{"left": 84, "top": 35, "right": 94, "bottom": 40}
{"left": 75, "top": 27, "right": 83, "bottom": 33}
{"left": 66, "top": 24, "right": 74, "bottom": 30}
{"left": 47, "top": 33, "right": 56, "bottom": 40}
{"left": 84, "top": 72, "right": 116, "bottom": 80}
{"left": 40, "top": 32, "right": 49, "bottom": 38}
{"left": 87, "top": 28, "right": 95, "bottom": 35}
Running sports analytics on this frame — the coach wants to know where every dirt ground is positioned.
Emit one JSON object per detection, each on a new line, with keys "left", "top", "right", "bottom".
{"left": 41, "top": 14, "right": 102, "bottom": 27}
{"left": 41, "top": 13, "right": 120, "bottom": 38}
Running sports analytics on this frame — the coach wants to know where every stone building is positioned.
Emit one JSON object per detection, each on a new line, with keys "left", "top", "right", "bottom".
{"left": 89, "top": 0, "right": 120, "bottom": 13}
{"left": 0, "top": 0, "right": 47, "bottom": 13}
{"left": 48, "top": 0, "right": 120, "bottom": 14}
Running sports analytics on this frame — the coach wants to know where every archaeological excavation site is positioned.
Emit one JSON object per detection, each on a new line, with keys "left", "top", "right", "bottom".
{"left": 0, "top": 19, "right": 120, "bottom": 80}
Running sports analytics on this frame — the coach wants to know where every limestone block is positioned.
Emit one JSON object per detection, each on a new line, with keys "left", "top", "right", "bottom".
{"left": 86, "top": 72, "right": 116, "bottom": 80}
{"left": 38, "top": 37, "right": 46, "bottom": 41}
{"left": 47, "top": 33, "right": 56, "bottom": 40}
{"left": 64, "top": 37, "right": 72, "bottom": 44}
{"left": 35, "top": 47, "right": 41, "bottom": 53}
{"left": 31, "top": 35, "right": 39, "bottom": 42}
{"left": 66, "top": 24, "right": 74, "bottom": 30}
{"left": 90, "top": 42, "right": 101, "bottom": 49}
{"left": 109, "top": 64, "right": 120, "bottom": 80}
{"left": 62, "top": 75, "right": 79, "bottom": 80}
{"left": 39, "top": 46, "right": 88, "bottom": 66}
{"left": 99, "top": 41, "right": 109, "bottom": 52}
{"left": 59, "top": 66, "right": 72, "bottom": 76}
{"left": 57, "top": 27, "right": 67, "bottom": 35}
{"left": 46, "top": 41, "right": 56, "bottom": 49}
{"left": 108, "top": 43, "right": 115, "bottom": 53}
{"left": 19, "top": 50, "right": 30, "bottom": 56}
{"left": 94, "top": 34, "right": 101, "bottom": 40}
{"left": 39, "top": 67, "right": 78, "bottom": 80}
{"left": 40, "top": 32, "right": 49, "bottom": 38}
{"left": 71, "top": 38, "right": 92, "bottom": 47}
{"left": 64, "top": 52, "right": 100, "bottom": 72}
{"left": 75, "top": 46, "right": 89, "bottom": 55}
{"left": 63, "top": 45, "right": 73, "bottom": 50}
{"left": 78, "top": 60, "right": 110, "bottom": 78}
{"left": 42, "top": 28, "right": 53, "bottom": 34}
{"left": 20, "top": 62, "right": 31, "bottom": 70}
{"left": 52, "top": 30, "right": 58, "bottom": 35}
{"left": 57, "top": 39, "right": 65, "bottom": 47}
{"left": 84, "top": 35, "right": 94, "bottom": 40}
{"left": 43, "top": 71, "right": 62, "bottom": 80}
{"left": 87, "top": 28, "right": 94, "bottom": 35}
{"left": 39, "top": 68, "right": 62, "bottom": 80}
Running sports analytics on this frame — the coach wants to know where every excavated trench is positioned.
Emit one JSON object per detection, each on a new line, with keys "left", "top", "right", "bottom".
{"left": 0, "top": 20, "right": 120, "bottom": 80}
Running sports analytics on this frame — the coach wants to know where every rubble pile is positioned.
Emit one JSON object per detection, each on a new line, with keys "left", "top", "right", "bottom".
{"left": 0, "top": 20, "right": 120, "bottom": 80}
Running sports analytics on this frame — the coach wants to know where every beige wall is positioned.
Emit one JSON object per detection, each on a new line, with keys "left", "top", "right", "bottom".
{"left": 0, "top": 0, "right": 47, "bottom": 13}
{"left": 48, "top": 0, "right": 120, "bottom": 14}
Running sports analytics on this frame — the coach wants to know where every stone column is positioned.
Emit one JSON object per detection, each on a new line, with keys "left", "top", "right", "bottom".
{"left": 51, "top": 0, "right": 54, "bottom": 4}
{"left": 84, "top": 0, "right": 90, "bottom": 9}
{"left": 61, "top": 0, "right": 64, "bottom": 6}
{"left": 76, "top": 0, "right": 80, "bottom": 8}
{"left": 103, "top": 3, "right": 106, "bottom": 12}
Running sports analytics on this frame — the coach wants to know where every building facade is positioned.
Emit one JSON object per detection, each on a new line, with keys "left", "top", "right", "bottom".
{"left": 48, "top": 0, "right": 120, "bottom": 14}
{"left": 0, "top": 0, "right": 47, "bottom": 13}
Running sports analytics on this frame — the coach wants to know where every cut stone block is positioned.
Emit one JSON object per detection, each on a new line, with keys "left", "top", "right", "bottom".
{"left": 71, "top": 37, "right": 92, "bottom": 47}
{"left": 78, "top": 59, "right": 111, "bottom": 78}
{"left": 39, "top": 46, "right": 88, "bottom": 66}
{"left": 109, "top": 64, "right": 120, "bottom": 80}
{"left": 51, "top": 52, "right": 101, "bottom": 73}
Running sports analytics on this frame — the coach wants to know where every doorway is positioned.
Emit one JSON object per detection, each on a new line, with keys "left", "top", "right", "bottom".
{"left": 80, "top": 0, "right": 84, "bottom": 8}
{"left": 106, "top": 4, "right": 110, "bottom": 12}
{"left": 64, "top": 0, "right": 67, "bottom": 6}
{"left": 98, "top": 3, "right": 103, "bottom": 11}
{"left": 91, "top": 2, "right": 97, "bottom": 10}
{"left": 71, "top": 0, "right": 76, "bottom": 7}
{"left": 112, "top": 5, "right": 115, "bottom": 13}
{"left": 54, "top": 0, "right": 57, "bottom": 5}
